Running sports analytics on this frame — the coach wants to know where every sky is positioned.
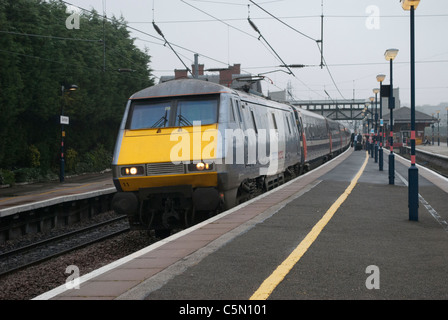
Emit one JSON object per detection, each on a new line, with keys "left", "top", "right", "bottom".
{"left": 65, "top": 0, "right": 448, "bottom": 108}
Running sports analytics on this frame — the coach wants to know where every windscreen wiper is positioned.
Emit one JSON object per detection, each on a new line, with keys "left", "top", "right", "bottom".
{"left": 177, "top": 114, "right": 193, "bottom": 127}
{"left": 151, "top": 110, "right": 168, "bottom": 128}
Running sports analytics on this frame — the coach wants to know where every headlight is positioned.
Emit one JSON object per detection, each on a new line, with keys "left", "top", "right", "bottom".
{"left": 196, "top": 162, "right": 208, "bottom": 170}
{"left": 121, "top": 166, "right": 144, "bottom": 176}
{"left": 187, "top": 162, "right": 214, "bottom": 172}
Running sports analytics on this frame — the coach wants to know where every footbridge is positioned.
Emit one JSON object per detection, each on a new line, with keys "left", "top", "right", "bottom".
{"left": 290, "top": 99, "right": 372, "bottom": 121}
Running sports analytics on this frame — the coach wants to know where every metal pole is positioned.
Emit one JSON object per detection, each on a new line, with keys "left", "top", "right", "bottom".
{"left": 371, "top": 103, "right": 374, "bottom": 158}
{"left": 379, "top": 81, "right": 383, "bottom": 171}
{"left": 374, "top": 93, "right": 378, "bottom": 163}
{"left": 367, "top": 114, "right": 371, "bottom": 155}
{"left": 60, "top": 85, "right": 65, "bottom": 183}
{"left": 389, "top": 58, "right": 395, "bottom": 185}
{"left": 408, "top": 5, "right": 418, "bottom": 221}
{"left": 437, "top": 112, "right": 440, "bottom": 146}
{"left": 432, "top": 114, "right": 434, "bottom": 145}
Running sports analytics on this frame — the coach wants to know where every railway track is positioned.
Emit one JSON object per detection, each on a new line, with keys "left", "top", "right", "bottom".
{"left": 0, "top": 215, "right": 129, "bottom": 277}
{"left": 399, "top": 150, "right": 448, "bottom": 178}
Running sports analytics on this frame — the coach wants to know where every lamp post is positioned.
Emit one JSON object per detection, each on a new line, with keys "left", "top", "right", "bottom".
{"left": 364, "top": 117, "right": 367, "bottom": 135}
{"left": 446, "top": 107, "right": 448, "bottom": 147}
{"left": 401, "top": 0, "right": 419, "bottom": 221}
{"left": 365, "top": 102, "right": 370, "bottom": 154}
{"left": 373, "top": 89, "right": 380, "bottom": 163}
{"left": 436, "top": 111, "right": 440, "bottom": 146}
{"left": 369, "top": 96, "right": 375, "bottom": 158}
{"left": 363, "top": 108, "right": 367, "bottom": 135}
{"left": 363, "top": 116, "right": 367, "bottom": 135}
{"left": 377, "top": 74, "right": 386, "bottom": 171}
{"left": 60, "top": 84, "right": 78, "bottom": 183}
{"left": 385, "top": 48, "right": 398, "bottom": 185}
{"left": 432, "top": 113, "right": 435, "bottom": 145}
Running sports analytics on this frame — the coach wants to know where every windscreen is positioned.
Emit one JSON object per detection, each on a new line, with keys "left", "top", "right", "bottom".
{"left": 128, "top": 96, "right": 219, "bottom": 130}
{"left": 176, "top": 99, "right": 218, "bottom": 126}
{"left": 129, "top": 101, "right": 172, "bottom": 129}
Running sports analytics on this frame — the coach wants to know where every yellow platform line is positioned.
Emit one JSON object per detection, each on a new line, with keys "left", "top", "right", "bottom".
{"left": 250, "top": 151, "right": 369, "bottom": 300}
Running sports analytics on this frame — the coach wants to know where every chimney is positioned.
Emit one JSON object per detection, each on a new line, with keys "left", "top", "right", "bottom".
{"left": 219, "top": 64, "right": 241, "bottom": 87}
{"left": 174, "top": 69, "right": 188, "bottom": 79}
{"left": 191, "top": 64, "right": 205, "bottom": 77}
{"left": 230, "top": 64, "right": 241, "bottom": 74}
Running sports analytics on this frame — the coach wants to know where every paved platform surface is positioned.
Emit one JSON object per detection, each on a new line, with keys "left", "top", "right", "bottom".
{"left": 416, "top": 144, "right": 448, "bottom": 157}
{"left": 0, "top": 172, "right": 115, "bottom": 217}
{"left": 34, "top": 147, "right": 448, "bottom": 301}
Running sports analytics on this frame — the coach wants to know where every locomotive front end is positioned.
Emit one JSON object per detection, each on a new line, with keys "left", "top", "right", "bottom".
{"left": 111, "top": 80, "right": 226, "bottom": 236}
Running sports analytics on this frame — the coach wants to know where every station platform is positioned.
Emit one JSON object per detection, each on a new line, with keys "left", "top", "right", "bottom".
{"left": 33, "top": 146, "right": 448, "bottom": 302}
{"left": 0, "top": 172, "right": 115, "bottom": 217}
{"left": 416, "top": 144, "right": 448, "bottom": 157}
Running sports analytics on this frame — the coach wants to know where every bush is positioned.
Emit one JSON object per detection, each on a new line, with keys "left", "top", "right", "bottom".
{"left": 75, "top": 144, "right": 112, "bottom": 173}
{"left": 28, "top": 145, "right": 41, "bottom": 168}
{"left": 66, "top": 148, "right": 78, "bottom": 173}
{"left": 13, "top": 168, "right": 41, "bottom": 183}
{"left": 0, "top": 169, "right": 15, "bottom": 186}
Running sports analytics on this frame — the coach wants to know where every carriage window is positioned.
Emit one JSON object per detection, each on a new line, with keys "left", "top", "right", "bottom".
{"left": 290, "top": 114, "right": 296, "bottom": 133}
{"left": 286, "top": 115, "right": 292, "bottom": 134}
{"left": 250, "top": 110, "right": 258, "bottom": 134}
{"left": 271, "top": 113, "right": 278, "bottom": 130}
{"left": 229, "top": 99, "right": 236, "bottom": 122}
{"left": 235, "top": 100, "right": 243, "bottom": 123}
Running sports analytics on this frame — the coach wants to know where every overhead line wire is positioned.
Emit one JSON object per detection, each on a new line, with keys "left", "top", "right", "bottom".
{"left": 57, "top": 0, "right": 301, "bottom": 91}
{"left": 0, "top": 30, "right": 101, "bottom": 42}
{"left": 60, "top": 0, "right": 241, "bottom": 73}
{"left": 247, "top": 17, "right": 294, "bottom": 76}
{"left": 249, "top": 0, "right": 346, "bottom": 99}
{"left": 152, "top": 21, "right": 193, "bottom": 76}
{"left": 132, "top": 13, "right": 448, "bottom": 24}
{"left": 179, "top": 0, "right": 282, "bottom": 75}
{"left": 0, "top": 48, "right": 152, "bottom": 82}
{"left": 180, "top": 0, "right": 257, "bottom": 39}
{"left": 319, "top": 49, "right": 346, "bottom": 99}
{"left": 58, "top": 0, "right": 349, "bottom": 99}
{"left": 248, "top": 1, "right": 326, "bottom": 98}
{"left": 248, "top": 0, "right": 317, "bottom": 42}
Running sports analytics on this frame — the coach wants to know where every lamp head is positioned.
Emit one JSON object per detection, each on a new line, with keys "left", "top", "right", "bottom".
{"left": 369, "top": 96, "right": 375, "bottom": 103}
{"left": 385, "top": 49, "right": 399, "bottom": 61}
{"left": 373, "top": 88, "right": 380, "bottom": 94}
{"left": 401, "top": 0, "right": 420, "bottom": 10}
{"left": 376, "top": 74, "right": 386, "bottom": 82}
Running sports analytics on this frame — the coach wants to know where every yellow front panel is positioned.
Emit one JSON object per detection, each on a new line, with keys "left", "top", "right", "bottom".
{"left": 118, "top": 172, "right": 217, "bottom": 192}
{"left": 117, "top": 124, "right": 218, "bottom": 165}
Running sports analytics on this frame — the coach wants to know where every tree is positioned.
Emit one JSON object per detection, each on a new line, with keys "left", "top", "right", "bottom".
{"left": 0, "top": 0, "right": 154, "bottom": 178}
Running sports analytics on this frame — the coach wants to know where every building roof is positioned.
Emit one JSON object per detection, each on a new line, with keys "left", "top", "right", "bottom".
{"left": 383, "top": 106, "right": 435, "bottom": 124}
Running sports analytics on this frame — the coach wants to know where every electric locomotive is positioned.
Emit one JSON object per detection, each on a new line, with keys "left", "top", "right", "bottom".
{"left": 111, "top": 79, "right": 349, "bottom": 237}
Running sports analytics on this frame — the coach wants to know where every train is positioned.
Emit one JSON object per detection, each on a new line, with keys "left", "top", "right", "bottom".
{"left": 111, "top": 79, "right": 351, "bottom": 237}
